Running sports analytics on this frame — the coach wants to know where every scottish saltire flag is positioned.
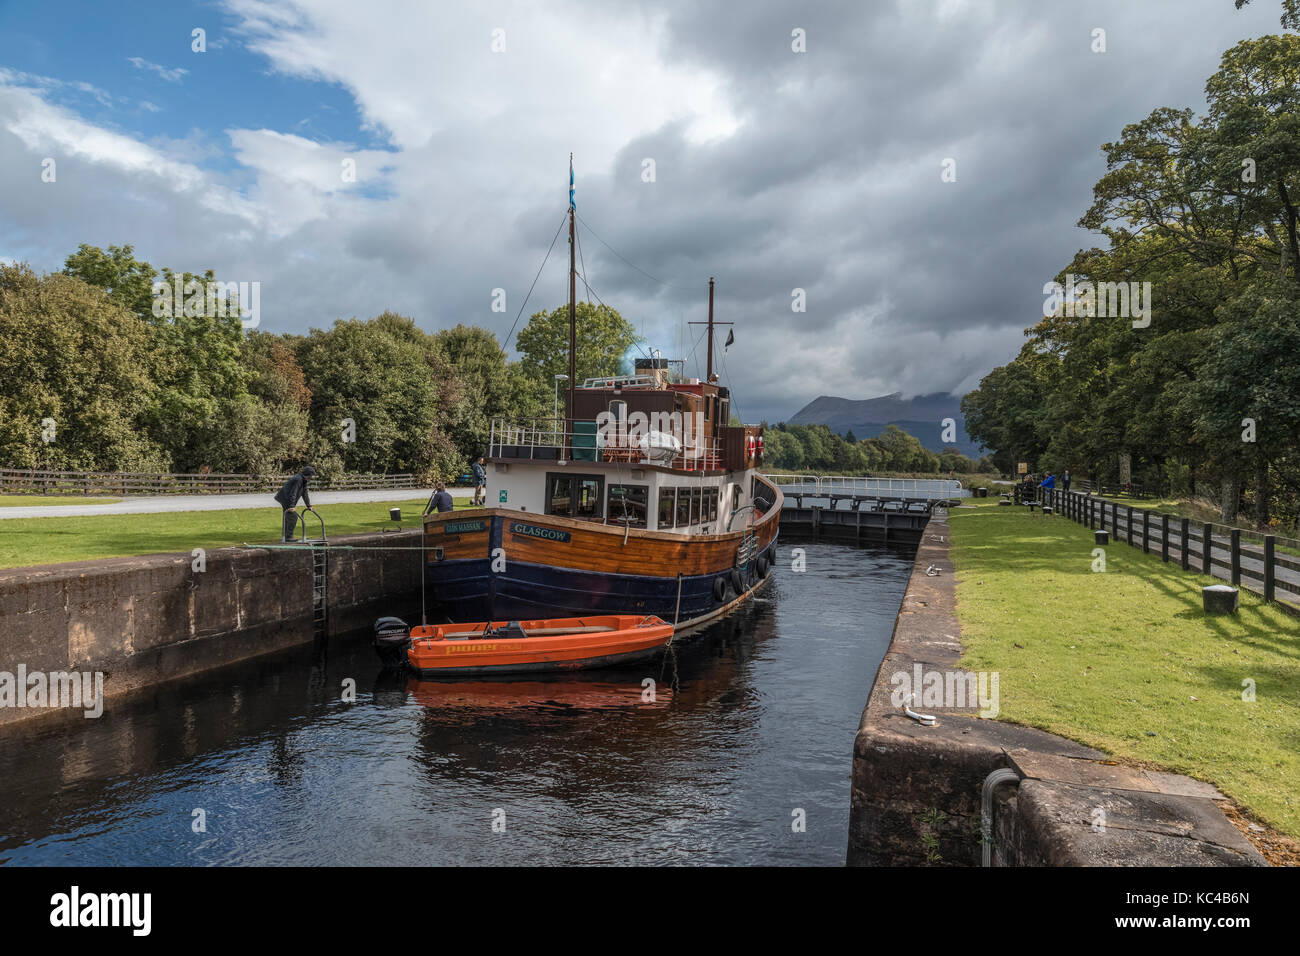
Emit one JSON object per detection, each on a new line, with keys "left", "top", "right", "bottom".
{"left": 570, "top": 165, "right": 575, "bottom": 208}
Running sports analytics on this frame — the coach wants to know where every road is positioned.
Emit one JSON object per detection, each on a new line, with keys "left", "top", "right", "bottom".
{"left": 0, "top": 487, "right": 472, "bottom": 520}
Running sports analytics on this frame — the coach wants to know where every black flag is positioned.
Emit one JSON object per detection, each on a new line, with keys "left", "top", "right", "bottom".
{"left": 724, "top": 328, "right": 735, "bottom": 349}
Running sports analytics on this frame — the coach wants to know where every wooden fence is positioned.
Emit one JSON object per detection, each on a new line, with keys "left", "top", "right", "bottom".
{"left": 1046, "top": 488, "right": 1300, "bottom": 610}
{"left": 1069, "top": 477, "right": 1150, "bottom": 498}
{"left": 0, "top": 468, "right": 421, "bottom": 497}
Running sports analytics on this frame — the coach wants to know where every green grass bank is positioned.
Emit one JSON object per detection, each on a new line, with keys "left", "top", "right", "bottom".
{"left": 948, "top": 498, "right": 1300, "bottom": 839}
{"left": 0, "top": 498, "right": 474, "bottom": 569}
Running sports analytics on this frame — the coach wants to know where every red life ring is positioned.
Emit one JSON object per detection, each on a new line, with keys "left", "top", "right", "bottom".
{"left": 746, "top": 435, "right": 756, "bottom": 458}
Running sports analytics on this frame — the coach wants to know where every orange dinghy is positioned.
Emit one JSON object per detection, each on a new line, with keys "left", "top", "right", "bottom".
{"left": 375, "top": 615, "right": 674, "bottom": 676}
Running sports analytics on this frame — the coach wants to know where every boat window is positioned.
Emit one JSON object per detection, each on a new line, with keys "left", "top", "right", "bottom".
{"left": 675, "top": 486, "right": 691, "bottom": 527}
{"left": 548, "top": 474, "right": 572, "bottom": 515}
{"left": 546, "top": 473, "right": 604, "bottom": 519}
{"left": 707, "top": 488, "right": 718, "bottom": 521}
{"left": 658, "top": 488, "right": 676, "bottom": 528}
{"left": 608, "top": 484, "right": 647, "bottom": 528}
{"left": 575, "top": 477, "right": 602, "bottom": 518}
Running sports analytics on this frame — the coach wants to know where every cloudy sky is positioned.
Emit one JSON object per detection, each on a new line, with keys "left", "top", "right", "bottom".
{"left": 0, "top": 0, "right": 1286, "bottom": 423}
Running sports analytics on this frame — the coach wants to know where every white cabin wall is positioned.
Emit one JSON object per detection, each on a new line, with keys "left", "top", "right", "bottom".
{"left": 488, "top": 460, "right": 758, "bottom": 534}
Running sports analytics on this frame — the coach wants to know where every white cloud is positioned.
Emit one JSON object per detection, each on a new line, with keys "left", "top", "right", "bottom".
{"left": 126, "top": 57, "right": 189, "bottom": 83}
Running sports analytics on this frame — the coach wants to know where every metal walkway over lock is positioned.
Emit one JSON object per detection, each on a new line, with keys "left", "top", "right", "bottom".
{"left": 764, "top": 475, "right": 962, "bottom": 545}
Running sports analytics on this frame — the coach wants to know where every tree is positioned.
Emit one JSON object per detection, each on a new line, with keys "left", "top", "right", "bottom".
{"left": 514, "top": 302, "right": 642, "bottom": 407}
{"left": 962, "top": 358, "right": 1050, "bottom": 476}
{"left": 142, "top": 272, "right": 252, "bottom": 472}
{"left": 435, "top": 324, "right": 514, "bottom": 456}
{"left": 1192, "top": 282, "right": 1300, "bottom": 523}
{"left": 1235, "top": 0, "right": 1300, "bottom": 31}
{"left": 0, "top": 264, "right": 165, "bottom": 470}
{"left": 191, "top": 333, "right": 313, "bottom": 475}
{"left": 295, "top": 314, "right": 464, "bottom": 478}
{"left": 62, "top": 243, "right": 158, "bottom": 319}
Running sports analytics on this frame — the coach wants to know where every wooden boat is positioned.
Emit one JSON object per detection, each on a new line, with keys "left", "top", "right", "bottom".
{"left": 374, "top": 614, "right": 674, "bottom": 675}
{"left": 421, "top": 159, "right": 782, "bottom": 629}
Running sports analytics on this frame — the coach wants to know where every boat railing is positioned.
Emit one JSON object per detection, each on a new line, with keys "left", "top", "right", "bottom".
{"left": 490, "top": 416, "right": 728, "bottom": 471}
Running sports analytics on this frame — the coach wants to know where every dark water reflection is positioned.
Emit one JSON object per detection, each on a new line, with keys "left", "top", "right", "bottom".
{"left": 0, "top": 542, "right": 913, "bottom": 865}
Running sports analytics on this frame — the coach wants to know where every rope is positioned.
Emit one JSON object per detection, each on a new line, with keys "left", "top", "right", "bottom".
{"left": 574, "top": 210, "right": 690, "bottom": 291}
{"left": 669, "top": 571, "right": 683, "bottom": 644}
{"left": 502, "top": 208, "right": 569, "bottom": 351}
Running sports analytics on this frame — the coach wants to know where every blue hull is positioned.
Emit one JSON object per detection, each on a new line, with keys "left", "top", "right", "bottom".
{"left": 427, "top": 537, "right": 779, "bottom": 624}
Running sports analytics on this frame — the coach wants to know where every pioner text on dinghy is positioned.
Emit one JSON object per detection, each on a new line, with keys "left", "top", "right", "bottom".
{"left": 424, "top": 160, "right": 781, "bottom": 627}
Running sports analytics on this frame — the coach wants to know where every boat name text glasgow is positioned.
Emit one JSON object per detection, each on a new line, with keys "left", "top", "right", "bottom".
{"left": 510, "top": 523, "right": 572, "bottom": 543}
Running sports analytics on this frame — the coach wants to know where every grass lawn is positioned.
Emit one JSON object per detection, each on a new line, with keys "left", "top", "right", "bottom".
{"left": 948, "top": 498, "right": 1300, "bottom": 839}
{"left": 0, "top": 498, "right": 477, "bottom": 569}
{"left": 0, "top": 496, "right": 123, "bottom": 506}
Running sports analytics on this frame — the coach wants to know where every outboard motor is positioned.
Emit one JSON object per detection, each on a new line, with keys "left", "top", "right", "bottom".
{"left": 373, "top": 616, "right": 412, "bottom": 668}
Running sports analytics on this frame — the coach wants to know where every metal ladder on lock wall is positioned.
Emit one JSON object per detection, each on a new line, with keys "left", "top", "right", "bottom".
{"left": 300, "top": 509, "right": 328, "bottom": 638}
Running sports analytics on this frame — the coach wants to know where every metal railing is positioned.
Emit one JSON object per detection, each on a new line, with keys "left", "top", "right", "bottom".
{"left": 763, "top": 474, "right": 966, "bottom": 500}
{"left": 0, "top": 467, "right": 420, "bottom": 497}
{"left": 490, "top": 416, "right": 729, "bottom": 471}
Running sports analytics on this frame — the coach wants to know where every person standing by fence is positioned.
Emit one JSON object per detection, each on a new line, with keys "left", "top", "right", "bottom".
{"left": 1038, "top": 471, "right": 1055, "bottom": 502}
{"left": 1063, "top": 469, "right": 1071, "bottom": 492}
{"left": 274, "top": 466, "right": 316, "bottom": 541}
{"left": 472, "top": 456, "right": 487, "bottom": 507}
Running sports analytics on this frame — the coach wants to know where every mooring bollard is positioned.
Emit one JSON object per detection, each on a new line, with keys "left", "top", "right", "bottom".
{"left": 1202, "top": 584, "right": 1239, "bottom": 615}
{"left": 1095, "top": 530, "right": 1109, "bottom": 545}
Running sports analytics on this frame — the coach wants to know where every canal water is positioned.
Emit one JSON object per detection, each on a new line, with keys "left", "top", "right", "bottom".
{"left": 0, "top": 542, "right": 913, "bottom": 866}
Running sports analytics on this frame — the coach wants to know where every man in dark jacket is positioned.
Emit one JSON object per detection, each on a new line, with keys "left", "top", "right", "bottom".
{"left": 424, "top": 481, "right": 454, "bottom": 516}
{"left": 275, "top": 466, "right": 316, "bottom": 540}
{"left": 471, "top": 456, "right": 487, "bottom": 506}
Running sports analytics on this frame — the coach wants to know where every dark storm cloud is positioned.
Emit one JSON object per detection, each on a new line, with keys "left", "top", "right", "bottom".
{"left": 539, "top": 0, "right": 1284, "bottom": 420}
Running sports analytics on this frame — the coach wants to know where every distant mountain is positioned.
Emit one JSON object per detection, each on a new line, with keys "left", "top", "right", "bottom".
{"left": 786, "top": 393, "right": 983, "bottom": 458}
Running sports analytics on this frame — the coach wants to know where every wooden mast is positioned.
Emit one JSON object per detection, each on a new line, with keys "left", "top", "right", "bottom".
{"left": 567, "top": 153, "right": 576, "bottom": 428}
{"left": 706, "top": 276, "right": 715, "bottom": 383}
{"left": 690, "top": 278, "right": 730, "bottom": 384}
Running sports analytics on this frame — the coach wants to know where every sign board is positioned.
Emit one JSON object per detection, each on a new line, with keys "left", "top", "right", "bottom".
{"left": 498, "top": 489, "right": 508, "bottom": 503}
{"left": 510, "top": 522, "right": 571, "bottom": 543}
{"left": 1017, "top": 462, "right": 1028, "bottom": 475}
{"left": 443, "top": 520, "right": 486, "bottom": 535}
